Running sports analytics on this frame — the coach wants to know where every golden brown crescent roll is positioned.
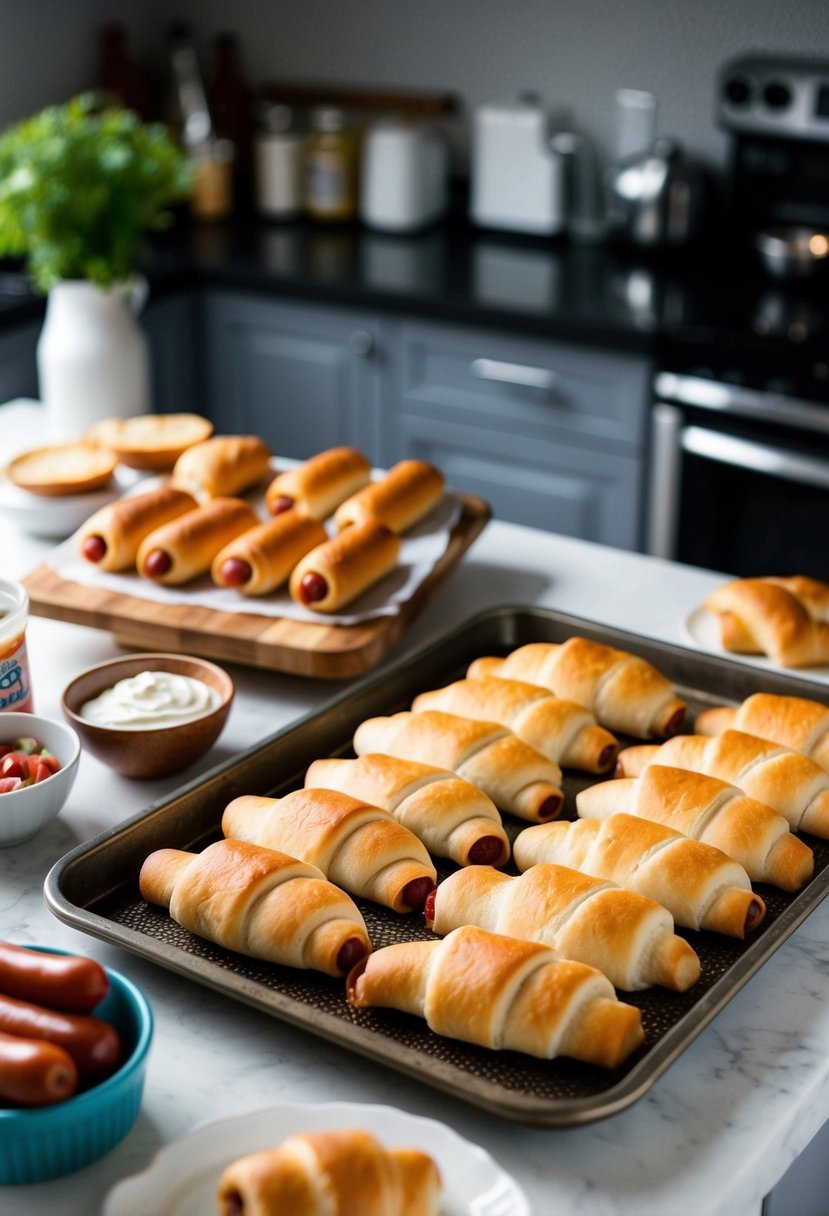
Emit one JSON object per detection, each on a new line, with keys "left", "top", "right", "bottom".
{"left": 138, "top": 839, "right": 370, "bottom": 977}
{"left": 221, "top": 788, "right": 436, "bottom": 913}
{"left": 289, "top": 520, "right": 400, "bottom": 613}
{"left": 216, "top": 1128, "right": 442, "bottom": 1216}
{"left": 265, "top": 446, "right": 372, "bottom": 520}
{"left": 77, "top": 485, "right": 198, "bottom": 571}
{"left": 411, "top": 675, "right": 619, "bottom": 774}
{"left": 695, "top": 692, "right": 829, "bottom": 773}
{"left": 616, "top": 730, "right": 829, "bottom": 837}
{"left": 425, "top": 862, "right": 700, "bottom": 992}
{"left": 84, "top": 412, "right": 214, "bottom": 470}
{"left": 347, "top": 924, "right": 645, "bottom": 1068}
{"left": 137, "top": 497, "right": 260, "bottom": 584}
{"left": 211, "top": 511, "right": 327, "bottom": 596}
{"left": 468, "top": 636, "right": 687, "bottom": 739}
{"left": 352, "top": 709, "right": 565, "bottom": 823}
{"left": 305, "top": 753, "right": 510, "bottom": 868}
{"left": 704, "top": 577, "right": 829, "bottom": 667}
{"left": 513, "top": 814, "right": 766, "bottom": 939}
{"left": 576, "top": 764, "right": 814, "bottom": 891}
{"left": 333, "top": 459, "right": 445, "bottom": 533}
{"left": 171, "top": 434, "right": 272, "bottom": 502}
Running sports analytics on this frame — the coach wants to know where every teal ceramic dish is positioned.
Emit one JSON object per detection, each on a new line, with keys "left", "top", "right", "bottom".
{"left": 0, "top": 947, "right": 153, "bottom": 1184}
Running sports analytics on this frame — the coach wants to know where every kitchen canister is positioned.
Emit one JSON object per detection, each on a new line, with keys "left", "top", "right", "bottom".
{"left": 0, "top": 579, "right": 33, "bottom": 713}
{"left": 360, "top": 117, "right": 449, "bottom": 233}
{"left": 255, "top": 104, "right": 306, "bottom": 220}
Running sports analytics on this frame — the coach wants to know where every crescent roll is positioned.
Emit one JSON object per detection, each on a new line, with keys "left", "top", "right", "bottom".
{"left": 425, "top": 863, "right": 700, "bottom": 992}
{"left": 171, "top": 434, "right": 272, "bottom": 503}
{"left": 289, "top": 520, "right": 400, "bottom": 612}
{"left": 513, "top": 814, "right": 766, "bottom": 939}
{"left": 265, "top": 446, "right": 372, "bottom": 520}
{"left": 347, "top": 924, "right": 645, "bottom": 1068}
{"left": 138, "top": 839, "right": 371, "bottom": 977}
{"left": 616, "top": 730, "right": 829, "bottom": 838}
{"left": 137, "top": 497, "right": 259, "bottom": 584}
{"left": 576, "top": 765, "right": 814, "bottom": 891}
{"left": 334, "top": 459, "right": 444, "bottom": 534}
{"left": 77, "top": 485, "right": 197, "bottom": 571}
{"left": 352, "top": 709, "right": 565, "bottom": 823}
{"left": 222, "top": 788, "right": 436, "bottom": 913}
{"left": 468, "top": 636, "right": 687, "bottom": 739}
{"left": 704, "top": 576, "right": 829, "bottom": 667}
{"left": 305, "top": 753, "right": 510, "bottom": 868}
{"left": 216, "top": 1129, "right": 442, "bottom": 1216}
{"left": 695, "top": 692, "right": 829, "bottom": 773}
{"left": 211, "top": 511, "right": 327, "bottom": 595}
{"left": 412, "top": 675, "right": 619, "bottom": 773}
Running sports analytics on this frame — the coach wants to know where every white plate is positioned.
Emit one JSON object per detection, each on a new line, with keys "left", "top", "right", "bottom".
{"left": 0, "top": 465, "right": 139, "bottom": 538}
{"left": 684, "top": 604, "right": 828, "bottom": 675}
{"left": 102, "top": 1100, "right": 530, "bottom": 1216}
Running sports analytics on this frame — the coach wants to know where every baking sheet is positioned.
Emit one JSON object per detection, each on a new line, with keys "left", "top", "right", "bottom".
{"left": 44, "top": 607, "right": 829, "bottom": 1127}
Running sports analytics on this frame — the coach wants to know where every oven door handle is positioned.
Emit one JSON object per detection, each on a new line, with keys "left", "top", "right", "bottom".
{"left": 682, "top": 425, "right": 829, "bottom": 489}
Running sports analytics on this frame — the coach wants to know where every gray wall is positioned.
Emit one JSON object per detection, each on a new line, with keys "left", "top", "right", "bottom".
{"left": 1, "top": 0, "right": 828, "bottom": 169}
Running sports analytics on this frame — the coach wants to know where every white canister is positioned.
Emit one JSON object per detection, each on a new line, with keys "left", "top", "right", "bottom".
{"left": 0, "top": 580, "right": 33, "bottom": 714}
{"left": 360, "top": 118, "right": 449, "bottom": 233}
{"left": 255, "top": 105, "right": 306, "bottom": 220}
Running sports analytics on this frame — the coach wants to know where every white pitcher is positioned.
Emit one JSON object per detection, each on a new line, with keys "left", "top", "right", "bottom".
{"left": 37, "top": 277, "right": 151, "bottom": 441}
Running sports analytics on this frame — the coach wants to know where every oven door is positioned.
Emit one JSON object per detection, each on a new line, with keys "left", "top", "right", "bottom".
{"left": 646, "top": 401, "right": 829, "bottom": 580}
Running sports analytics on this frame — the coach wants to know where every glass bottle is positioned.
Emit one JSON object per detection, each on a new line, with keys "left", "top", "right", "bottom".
{"left": 305, "top": 107, "right": 358, "bottom": 222}
{"left": 97, "top": 22, "right": 149, "bottom": 118}
{"left": 209, "top": 32, "right": 252, "bottom": 183}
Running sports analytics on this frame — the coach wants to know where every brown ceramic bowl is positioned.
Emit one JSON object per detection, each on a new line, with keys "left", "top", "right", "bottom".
{"left": 61, "top": 653, "right": 234, "bottom": 779}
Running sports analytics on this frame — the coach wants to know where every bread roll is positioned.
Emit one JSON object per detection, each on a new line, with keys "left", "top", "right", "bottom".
{"left": 704, "top": 577, "right": 829, "bottom": 667}
{"left": 84, "top": 412, "right": 213, "bottom": 470}
{"left": 7, "top": 443, "right": 117, "bottom": 497}
{"left": 265, "top": 446, "right": 371, "bottom": 520}
{"left": 334, "top": 459, "right": 444, "bottom": 534}
{"left": 211, "top": 511, "right": 327, "bottom": 595}
{"left": 77, "top": 485, "right": 198, "bottom": 571}
{"left": 289, "top": 520, "right": 400, "bottom": 613}
{"left": 137, "top": 497, "right": 259, "bottom": 584}
{"left": 171, "top": 434, "right": 272, "bottom": 502}
{"left": 695, "top": 692, "right": 829, "bottom": 773}
{"left": 347, "top": 924, "right": 645, "bottom": 1068}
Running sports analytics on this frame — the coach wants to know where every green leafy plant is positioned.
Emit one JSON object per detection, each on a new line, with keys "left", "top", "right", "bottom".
{"left": 0, "top": 93, "right": 193, "bottom": 292}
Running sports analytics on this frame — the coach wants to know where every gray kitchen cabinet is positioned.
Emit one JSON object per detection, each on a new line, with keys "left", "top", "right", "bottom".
{"left": 0, "top": 319, "right": 40, "bottom": 404}
{"left": 201, "top": 290, "right": 384, "bottom": 460}
{"left": 382, "top": 318, "right": 650, "bottom": 548}
{"left": 141, "top": 290, "right": 200, "bottom": 413}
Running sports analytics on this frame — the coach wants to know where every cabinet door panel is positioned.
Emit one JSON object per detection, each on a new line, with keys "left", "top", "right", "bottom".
{"left": 0, "top": 321, "right": 40, "bottom": 403}
{"left": 141, "top": 292, "right": 199, "bottom": 412}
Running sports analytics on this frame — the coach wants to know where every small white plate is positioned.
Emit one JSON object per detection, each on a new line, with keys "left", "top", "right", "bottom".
{"left": 102, "top": 1100, "right": 530, "bottom": 1216}
{"left": 684, "top": 604, "right": 829, "bottom": 675}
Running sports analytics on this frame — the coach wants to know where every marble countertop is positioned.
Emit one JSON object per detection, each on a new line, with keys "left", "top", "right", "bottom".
{"left": 3, "top": 501, "right": 829, "bottom": 1215}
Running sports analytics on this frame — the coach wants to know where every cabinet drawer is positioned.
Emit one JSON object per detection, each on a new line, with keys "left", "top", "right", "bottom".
{"left": 397, "top": 319, "right": 650, "bottom": 452}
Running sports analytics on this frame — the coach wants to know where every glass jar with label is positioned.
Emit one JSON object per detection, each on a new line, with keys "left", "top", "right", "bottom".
{"left": 305, "top": 107, "right": 358, "bottom": 222}
{"left": 255, "top": 104, "right": 306, "bottom": 220}
{"left": 0, "top": 580, "right": 33, "bottom": 713}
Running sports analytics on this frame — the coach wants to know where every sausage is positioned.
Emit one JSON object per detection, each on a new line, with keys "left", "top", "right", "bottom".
{"left": 467, "top": 836, "right": 508, "bottom": 866}
{"left": 81, "top": 534, "right": 107, "bottom": 563}
{"left": 142, "top": 547, "right": 173, "bottom": 578}
{"left": 0, "top": 992, "right": 121, "bottom": 1081}
{"left": 400, "top": 877, "right": 434, "bottom": 914}
{"left": 298, "top": 571, "right": 328, "bottom": 604}
{"left": 335, "top": 936, "right": 370, "bottom": 977}
{"left": 0, "top": 942, "right": 109, "bottom": 1013}
{"left": 0, "top": 1030, "right": 78, "bottom": 1107}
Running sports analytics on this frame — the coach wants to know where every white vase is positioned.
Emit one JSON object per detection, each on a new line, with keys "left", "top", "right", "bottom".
{"left": 36, "top": 277, "right": 151, "bottom": 441}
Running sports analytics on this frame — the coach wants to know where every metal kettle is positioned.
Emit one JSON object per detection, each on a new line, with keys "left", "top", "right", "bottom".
{"left": 606, "top": 138, "right": 709, "bottom": 249}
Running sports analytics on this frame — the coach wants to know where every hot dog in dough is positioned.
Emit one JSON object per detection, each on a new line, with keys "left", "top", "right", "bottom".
{"left": 334, "top": 459, "right": 444, "bottom": 534}
{"left": 211, "top": 511, "right": 327, "bottom": 595}
{"left": 77, "top": 485, "right": 198, "bottom": 571}
{"left": 265, "top": 446, "right": 372, "bottom": 520}
{"left": 137, "top": 497, "right": 259, "bottom": 585}
{"left": 289, "top": 520, "right": 400, "bottom": 612}
{"left": 171, "top": 434, "right": 272, "bottom": 503}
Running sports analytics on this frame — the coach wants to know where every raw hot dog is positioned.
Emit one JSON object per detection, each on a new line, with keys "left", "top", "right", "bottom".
{"left": 0, "top": 992, "right": 121, "bottom": 1081}
{"left": 0, "top": 1030, "right": 78, "bottom": 1107}
{"left": 0, "top": 942, "right": 109, "bottom": 1013}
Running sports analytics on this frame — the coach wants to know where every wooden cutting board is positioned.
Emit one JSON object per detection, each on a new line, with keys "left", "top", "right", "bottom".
{"left": 23, "top": 494, "right": 489, "bottom": 679}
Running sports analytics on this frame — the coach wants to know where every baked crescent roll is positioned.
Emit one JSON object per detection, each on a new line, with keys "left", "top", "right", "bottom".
{"left": 77, "top": 485, "right": 198, "bottom": 571}
{"left": 695, "top": 692, "right": 829, "bottom": 773}
{"left": 616, "top": 730, "right": 829, "bottom": 838}
{"left": 513, "top": 814, "right": 766, "bottom": 939}
{"left": 138, "top": 839, "right": 370, "bottom": 977}
{"left": 305, "top": 753, "right": 510, "bottom": 868}
{"left": 171, "top": 434, "right": 272, "bottom": 503}
{"left": 704, "top": 576, "right": 829, "bottom": 667}
{"left": 265, "top": 446, "right": 372, "bottom": 520}
{"left": 216, "top": 1128, "right": 442, "bottom": 1216}
{"left": 211, "top": 511, "right": 327, "bottom": 596}
{"left": 412, "top": 675, "right": 619, "bottom": 774}
{"left": 222, "top": 788, "right": 436, "bottom": 913}
{"left": 333, "top": 459, "right": 444, "bottom": 534}
{"left": 289, "top": 520, "right": 400, "bottom": 613}
{"left": 352, "top": 709, "right": 565, "bottom": 823}
{"left": 427, "top": 862, "right": 700, "bottom": 992}
{"left": 576, "top": 765, "right": 814, "bottom": 891}
{"left": 468, "top": 636, "right": 687, "bottom": 739}
{"left": 137, "top": 497, "right": 260, "bottom": 584}
{"left": 347, "top": 924, "right": 645, "bottom": 1068}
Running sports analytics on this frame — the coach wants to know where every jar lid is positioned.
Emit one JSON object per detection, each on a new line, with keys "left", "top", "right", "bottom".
{"left": 311, "top": 107, "right": 348, "bottom": 133}
{"left": 261, "top": 103, "right": 296, "bottom": 134}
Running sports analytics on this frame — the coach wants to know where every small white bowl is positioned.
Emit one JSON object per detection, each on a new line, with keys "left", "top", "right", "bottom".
{"left": 0, "top": 712, "right": 81, "bottom": 846}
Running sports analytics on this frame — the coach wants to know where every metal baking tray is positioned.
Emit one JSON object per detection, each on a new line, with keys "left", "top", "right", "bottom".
{"left": 45, "top": 606, "right": 829, "bottom": 1127}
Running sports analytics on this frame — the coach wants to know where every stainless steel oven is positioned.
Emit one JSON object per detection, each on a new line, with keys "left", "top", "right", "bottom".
{"left": 645, "top": 367, "right": 829, "bottom": 579}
